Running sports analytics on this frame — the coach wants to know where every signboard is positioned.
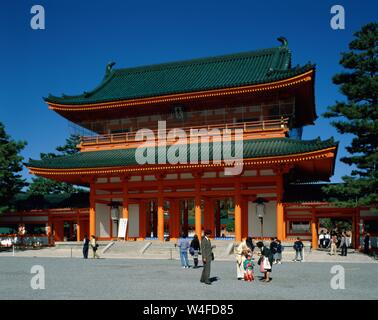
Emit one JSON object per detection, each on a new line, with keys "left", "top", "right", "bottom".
{"left": 117, "top": 218, "right": 128, "bottom": 239}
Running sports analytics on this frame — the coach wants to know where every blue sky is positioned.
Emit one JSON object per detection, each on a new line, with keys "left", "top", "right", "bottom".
{"left": 0, "top": 0, "right": 377, "bottom": 183}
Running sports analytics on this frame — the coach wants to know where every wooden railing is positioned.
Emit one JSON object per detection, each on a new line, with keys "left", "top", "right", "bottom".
{"left": 80, "top": 118, "right": 289, "bottom": 148}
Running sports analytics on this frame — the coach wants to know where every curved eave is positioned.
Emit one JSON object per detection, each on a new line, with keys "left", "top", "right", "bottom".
{"left": 46, "top": 69, "right": 314, "bottom": 113}
{"left": 26, "top": 146, "right": 336, "bottom": 183}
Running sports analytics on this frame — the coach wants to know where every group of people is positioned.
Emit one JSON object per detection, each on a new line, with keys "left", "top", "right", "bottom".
{"left": 234, "top": 237, "right": 287, "bottom": 283}
{"left": 177, "top": 230, "right": 214, "bottom": 285}
{"left": 319, "top": 230, "right": 352, "bottom": 256}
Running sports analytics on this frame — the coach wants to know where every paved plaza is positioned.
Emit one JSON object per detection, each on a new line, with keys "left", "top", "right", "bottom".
{"left": 0, "top": 255, "right": 377, "bottom": 300}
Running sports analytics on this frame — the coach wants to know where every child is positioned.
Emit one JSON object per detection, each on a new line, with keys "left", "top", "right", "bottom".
{"left": 274, "top": 240, "right": 283, "bottom": 264}
{"left": 243, "top": 252, "right": 254, "bottom": 281}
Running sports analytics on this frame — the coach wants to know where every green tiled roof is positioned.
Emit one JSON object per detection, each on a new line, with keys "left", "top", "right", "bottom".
{"left": 26, "top": 138, "right": 337, "bottom": 170}
{"left": 11, "top": 192, "right": 89, "bottom": 210}
{"left": 44, "top": 40, "right": 314, "bottom": 105}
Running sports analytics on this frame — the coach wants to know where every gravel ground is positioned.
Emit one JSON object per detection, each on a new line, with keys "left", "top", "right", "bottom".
{"left": 0, "top": 257, "right": 377, "bottom": 300}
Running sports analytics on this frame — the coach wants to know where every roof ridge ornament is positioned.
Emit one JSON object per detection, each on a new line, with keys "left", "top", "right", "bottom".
{"left": 277, "top": 36, "right": 288, "bottom": 47}
{"left": 105, "top": 61, "right": 116, "bottom": 77}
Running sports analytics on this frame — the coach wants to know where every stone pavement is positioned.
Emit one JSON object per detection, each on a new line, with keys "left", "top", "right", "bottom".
{"left": 0, "top": 256, "right": 377, "bottom": 300}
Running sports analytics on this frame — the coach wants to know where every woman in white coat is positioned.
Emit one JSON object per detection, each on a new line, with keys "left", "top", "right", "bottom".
{"left": 234, "top": 238, "right": 250, "bottom": 280}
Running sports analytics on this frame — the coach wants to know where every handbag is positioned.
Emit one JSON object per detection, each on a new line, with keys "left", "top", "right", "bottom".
{"left": 189, "top": 247, "right": 195, "bottom": 256}
{"left": 259, "top": 261, "right": 265, "bottom": 273}
{"left": 263, "top": 257, "right": 271, "bottom": 270}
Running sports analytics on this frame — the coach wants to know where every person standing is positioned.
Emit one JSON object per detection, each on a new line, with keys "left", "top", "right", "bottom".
{"left": 82, "top": 235, "right": 90, "bottom": 259}
{"left": 91, "top": 235, "right": 100, "bottom": 259}
{"left": 178, "top": 233, "right": 190, "bottom": 268}
{"left": 364, "top": 233, "right": 370, "bottom": 255}
{"left": 200, "top": 230, "right": 213, "bottom": 285}
{"left": 293, "top": 237, "right": 304, "bottom": 262}
{"left": 319, "top": 231, "right": 325, "bottom": 248}
{"left": 274, "top": 240, "right": 283, "bottom": 264}
{"left": 270, "top": 238, "right": 278, "bottom": 264}
{"left": 235, "top": 238, "right": 249, "bottom": 280}
{"left": 190, "top": 234, "right": 201, "bottom": 268}
{"left": 330, "top": 233, "right": 338, "bottom": 255}
{"left": 340, "top": 232, "right": 348, "bottom": 256}
{"left": 324, "top": 231, "right": 331, "bottom": 248}
{"left": 256, "top": 241, "right": 273, "bottom": 282}
{"left": 246, "top": 237, "right": 255, "bottom": 254}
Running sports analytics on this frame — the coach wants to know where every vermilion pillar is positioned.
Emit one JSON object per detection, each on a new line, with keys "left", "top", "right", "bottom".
{"left": 276, "top": 175, "right": 284, "bottom": 240}
{"left": 234, "top": 182, "right": 242, "bottom": 242}
{"left": 311, "top": 209, "right": 318, "bottom": 249}
{"left": 76, "top": 210, "right": 81, "bottom": 241}
{"left": 195, "top": 179, "right": 202, "bottom": 239}
{"left": 157, "top": 180, "right": 165, "bottom": 241}
{"left": 89, "top": 183, "right": 96, "bottom": 238}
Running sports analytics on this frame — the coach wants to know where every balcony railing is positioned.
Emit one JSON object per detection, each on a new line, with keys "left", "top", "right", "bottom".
{"left": 79, "top": 118, "right": 289, "bottom": 149}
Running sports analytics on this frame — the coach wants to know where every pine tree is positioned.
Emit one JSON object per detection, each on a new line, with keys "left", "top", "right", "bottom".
{"left": 0, "top": 122, "right": 27, "bottom": 212}
{"left": 28, "top": 134, "right": 83, "bottom": 195}
{"left": 322, "top": 23, "right": 378, "bottom": 207}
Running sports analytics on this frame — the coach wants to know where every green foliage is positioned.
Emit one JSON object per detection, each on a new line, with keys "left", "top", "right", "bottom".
{"left": 0, "top": 122, "right": 27, "bottom": 212}
{"left": 27, "top": 134, "right": 82, "bottom": 195}
{"left": 226, "top": 220, "right": 234, "bottom": 232}
{"left": 323, "top": 23, "right": 378, "bottom": 207}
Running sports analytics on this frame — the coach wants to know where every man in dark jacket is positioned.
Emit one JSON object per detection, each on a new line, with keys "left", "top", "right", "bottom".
{"left": 293, "top": 237, "right": 304, "bottom": 262}
{"left": 82, "top": 235, "right": 90, "bottom": 259}
{"left": 200, "top": 230, "right": 213, "bottom": 285}
{"left": 364, "top": 233, "right": 370, "bottom": 255}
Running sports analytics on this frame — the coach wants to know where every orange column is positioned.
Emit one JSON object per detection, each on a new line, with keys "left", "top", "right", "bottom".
{"left": 89, "top": 183, "right": 96, "bottom": 237}
{"left": 241, "top": 197, "right": 248, "bottom": 239}
{"left": 276, "top": 175, "right": 284, "bottom": 240}
{"left": 139, "top": 201, "right": 146, "bottom": 239}
{"left": 195, "top": 179, "right": 202, "bottom": 239}
{"left": 157, "top": 197, "right": 164, "bottom": 241}
{"left": 157, "top": 179, "right": 165, "bottom": 241}
{"left": 311, "top": 209, "right": 318, "bottom": 249}
{"left": 235, "top": 182, "right": 242, "bottom": 242}
{"left": 76, "top": 210, "right": 81, "bottom": 241}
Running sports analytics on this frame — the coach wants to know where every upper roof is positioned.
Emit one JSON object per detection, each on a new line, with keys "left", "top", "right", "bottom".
{"left": 45, "top": 38, "right": 314, "bottom": 106}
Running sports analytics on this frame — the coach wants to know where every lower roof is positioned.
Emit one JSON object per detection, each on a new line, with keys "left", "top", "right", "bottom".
{"left": 26, "top": 137, "right": 337, "bottom": 170}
